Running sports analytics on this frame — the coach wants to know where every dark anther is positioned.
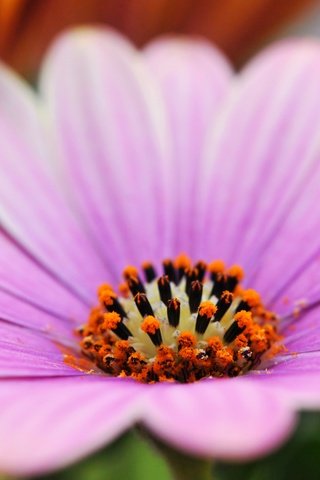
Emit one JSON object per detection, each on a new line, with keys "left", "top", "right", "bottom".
{"left": 195, "top": 308, "right": 213, "bottom": 334}
{"left": 134, "top": 293, "right": 154, "bottom": 317}
{"left": 223, "top": 321, "right": 245, "bottom": 343}
{"left": 185, "top": 268, "right": 198, "bottom": 296}
{"left": 209, "top": 274, "right": 226, "bottom": 298}
{"left": 225, "top": 275, "right": 240, "bottom": 293}
{"left": 127, "top": 276, "right": 146, "bottom": 296}
{"left": 163, "top": 259, "right": 177, "bottom": 284}
{"left": 167, "top": 298, "right": 180, "bottom": 328}
{"left": 189, "top": 280, "right": 203, "bottom": 313}
{"left": 148, "top": 329, "right": 163, "bottom": 347}
{"left": 142, "top": 262, "right": 157, "bottom": 283}
{"left": 214, "top": 291, "right": 233, "bottom": 322}
{"left": 113, "top": 322, "right": 133, "bottom": 341}
{"left": 235, "top": 300, "right": 250, "bottom": 313}
{"left": 105, "top": 297, "right": 127, "bottom": 319}
{"left": 194, "top": 261, "right": 207, "bottom": 283}
{"left": 157, "top": 275, "right": 172, "bottom": 305}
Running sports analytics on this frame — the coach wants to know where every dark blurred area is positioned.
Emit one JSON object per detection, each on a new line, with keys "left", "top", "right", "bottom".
{"left": 0, "top": 0, "right": 317, "bottom": 79}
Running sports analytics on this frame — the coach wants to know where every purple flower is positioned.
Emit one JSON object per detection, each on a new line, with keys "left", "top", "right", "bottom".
{"left": 1, "top": 27, "right": 320, "bottom": 476}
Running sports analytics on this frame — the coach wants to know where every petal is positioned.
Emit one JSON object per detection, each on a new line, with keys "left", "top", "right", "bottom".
{"left": 144, "top": 37, "right": 232, "bottom": 255}
{"left": 0, "top": 60, "right": 107, "bottom": 303}
{"left": 281, "top": 307, "right": 320, "bottom": 353}
{"left": 0, "top": 321, "right": 83, "bottom": 377}
{"left": 0, "top": 376, "right": 142, "bottom": 476}
{"left": 143, "top": 378, "right": 296, "bottom": 460}
{"left": 247, "top": 372, "right": 320, "bottom": 409}
{"left": 40, "top": 28, "right": 172, "bottom": 272}
{"left": 0, "top": 232, "right": 88, "bottom": 323}
{"left": 197, "top": 40, "right": 320, "bottom": 312}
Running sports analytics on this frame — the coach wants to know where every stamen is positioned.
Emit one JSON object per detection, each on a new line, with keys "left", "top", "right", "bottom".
{"left": 103, "top": 312, "right": 132, "bottom": 340}
{"left": 214, "top": 291, "right": 233, "bottom": 322}
{"left": 163, "top": 259, "right": 176, "bottom": 283}
{"left": 196, "top": 301, "right": 217, "bottom": 334}
{"left": 134, "top": 292, "right": 154, "bottom": 317}
{"left": 142, "top": 261, "right": 157, "bottom": 283}
{"left": 188, "top": 280, "right": 203, "bottom": 313}
{"left": 167, "top": 298, "right": 180, "bottom": 327}
{"left": 78, "top": 254, "right": 281, "bottom": 384}
{"left": 157, "top": 275, "right": 172, "bottom": 306}
{"left": 141, "top": 315, "right": 162, "bottom": 346}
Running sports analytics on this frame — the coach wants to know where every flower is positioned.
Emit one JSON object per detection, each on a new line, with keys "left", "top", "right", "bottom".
{"left": 1, "top": 27, "right": 320, "bottom": 476}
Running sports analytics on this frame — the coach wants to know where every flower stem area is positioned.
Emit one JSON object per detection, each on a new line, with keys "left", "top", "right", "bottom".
{"left": 34, "top": 413, "right": 320, "bottom": 480}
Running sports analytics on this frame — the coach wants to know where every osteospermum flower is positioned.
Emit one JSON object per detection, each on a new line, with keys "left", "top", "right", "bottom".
{"left": 1, "top": 27, "right": 320, "bottom": 477}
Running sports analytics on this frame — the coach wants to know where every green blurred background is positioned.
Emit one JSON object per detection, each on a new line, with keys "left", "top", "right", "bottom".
{"left": 15, "top": 412, "right": 318, "bottom": 480}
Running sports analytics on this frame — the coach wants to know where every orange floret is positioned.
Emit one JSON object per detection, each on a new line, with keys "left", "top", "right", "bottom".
{"left": 123, "top": 265, "right": 139, "bottom": 279}
{"left": 242, "top": 289, "right": 261, "bottom": 308}
{"left": 198, "top": 301, "right": 217, "bottom": 318}
{"left": 221, "top": 290, "right": 234, "bottom": 303}
{"left": 99, "top": 289, "right": 116, "bottom": 305}
{"left": 234, "top": 311, "right": 253, "bottom": 329}
{"left": 208, "top": 260, "right": 225, "bottom": 274}
{"left": 178, "top": 332, "right": 196, "bottom": 349}
{"left": 174, "top": 253, "right": 192, "bottom": 270}
{"left": 97, "top": 283, "right": 114, "bottom": 297}
{"left": 103, "top": 312, "right": 122, "bottom": 330}
{"left": 118, "top": 281, "right": 130, "bottom": 297}
{"left": 141, "top": 315, "right": 161, "bottom": 335}
{"left": 228, "top": 265, "right": 244, "bottom": 281}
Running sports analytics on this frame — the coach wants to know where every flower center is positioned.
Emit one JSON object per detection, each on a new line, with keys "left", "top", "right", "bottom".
{"left": 78, "top": 254, "right": 282, "bottom": 383}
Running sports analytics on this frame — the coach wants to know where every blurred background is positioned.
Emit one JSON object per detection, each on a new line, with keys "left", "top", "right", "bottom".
{"left": 1, "top": 0, "right": 320, "bottom": 479}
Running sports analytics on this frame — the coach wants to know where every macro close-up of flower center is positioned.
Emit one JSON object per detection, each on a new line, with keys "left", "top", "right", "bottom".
{"left": 79, "top": 255, "right": 281, "bottom": 383}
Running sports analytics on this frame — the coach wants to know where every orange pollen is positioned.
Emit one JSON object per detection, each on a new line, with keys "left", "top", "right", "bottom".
{"left": 76, "top": 255, "right": 282, "bottom": 384}
{"left": 103, "top": 312, "right": 121, "bottom": 330}
{"left": 141, "top": 316, "right": 161, "bottom": 335}
{"left": 198, "top": 301, "right": 217, "bottom": 318}
{"left": 123, "top": 265, "right": 139, "bottom": 279}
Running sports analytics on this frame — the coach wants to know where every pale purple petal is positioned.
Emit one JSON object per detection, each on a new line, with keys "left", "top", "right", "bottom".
{"left": 0, "top": 377, "right": 143, "bottom": 476}
{"left": 281, "top": 308, "right": 320, "bottom": 353}
{"left": 196, "top": 40, "right": 320, "bottom": 313}
{"left": 247, "top": 372, "right": 320, "bottom": 409}
{"left": 0, "top": 61, "right": 108, "bottom": 302}
{"left": 0, "top": 232, "right": 88, "bottom": 323}
{"left": 144, "top": 38, "right": 232, "bottom": 256}
{"left": 143, "top": 378, "right": 296, "bottom": 460}
{"left": 40, "top": 28, "right": 173, "bottom": 272}
{"left": 0, "top": 322, "right": 84, "bottom": 377}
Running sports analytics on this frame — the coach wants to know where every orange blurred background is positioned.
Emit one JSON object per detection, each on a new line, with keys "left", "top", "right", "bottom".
{"left": 0, "top": 0, "right": 317, "bottom": 78}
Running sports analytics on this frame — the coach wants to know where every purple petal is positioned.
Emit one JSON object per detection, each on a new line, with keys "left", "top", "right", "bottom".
{"left": 247, "top": 372, "right": 320, "bottom": 409}
{"left": 0, "top": 232, "right": 88, "bottom": 324}
{"left": 40, "top": 28, "right": 173, "bottom": 272}
{"left": 143, "top": 378, "right": 296, "bottom": 460}
{"left": 144, "top": 38, "right": 232, "bottom": 256}
{"left": 0, "top": 321, "right": 84, "bottom": 377}
{"left": 0, "top": 377, "right": 142, "bottom": 475}
{"left": 0, "top": 62, "right": 108, "bottom": 302}
{"left": 196, "top": 40, "right": 320, "bottom": 313}
{"left": 281, "top": 307, "right": 320, "bottom": 353}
